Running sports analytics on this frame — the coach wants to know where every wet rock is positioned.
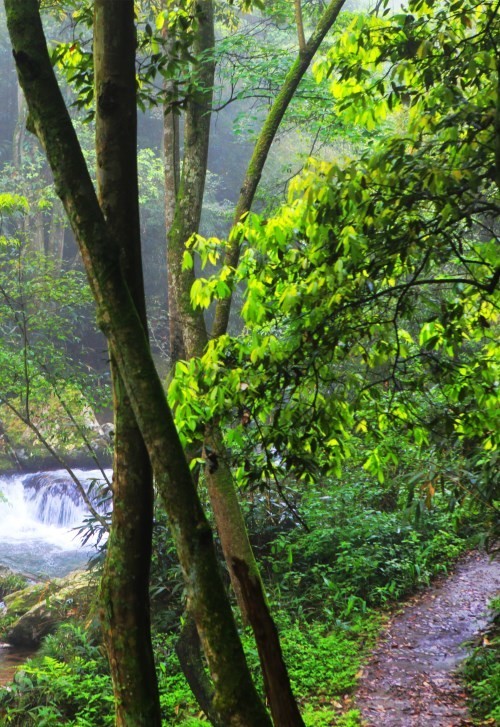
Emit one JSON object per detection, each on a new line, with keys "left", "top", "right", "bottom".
{"left": 3, "top": 580, "right": 60, "bottom": 617}
{"left": 100, "top": 422, "right": 114, "bottom": 442}
{"left": 5, "top": 603, "right": 59, "bottom": 647}
{"left": 4, "top": 570, "right": 96, "bottom": 648}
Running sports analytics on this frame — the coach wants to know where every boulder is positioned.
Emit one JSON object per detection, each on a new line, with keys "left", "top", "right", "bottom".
{"left": 3, "top": 580, "right": 59, "bottom": 617}
{"left": 4, "top": 570, "right": 96, "bottom": 648}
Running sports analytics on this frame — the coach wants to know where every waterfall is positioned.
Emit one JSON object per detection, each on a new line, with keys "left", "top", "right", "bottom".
{"left": 0, "top": 468, "right": 111, "bottom": 577}
{"left": 23, "top": 471, "right": 109, "bottom": 528}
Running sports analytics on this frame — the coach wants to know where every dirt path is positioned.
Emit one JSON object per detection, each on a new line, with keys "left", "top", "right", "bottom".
{"left": 356, "top": 551, "right": 500, "bottom": 727}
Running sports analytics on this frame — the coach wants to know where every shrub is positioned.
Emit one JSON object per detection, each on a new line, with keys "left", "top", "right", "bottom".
{"left": 0, "top": 572, "right": 28, "bottom": 601}
{"left": 461, "top": 597, "right": 500, "bottom": 724}
{"left": 0, "top": 624, "right": 114, "bottom": 726}
{"left": 261, "top": 475, "right": 469, "bottom": 619}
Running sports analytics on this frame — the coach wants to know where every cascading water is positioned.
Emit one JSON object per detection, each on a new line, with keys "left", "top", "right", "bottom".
{"left": 0, "top": 468, "right": 111, "bottom": 578}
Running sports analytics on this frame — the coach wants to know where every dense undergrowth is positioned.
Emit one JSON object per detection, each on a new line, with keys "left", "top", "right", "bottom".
{"left": 0, "top": 457, "right": 480, "bottom": 726}
{"left": 460, "top": 597, "right": 500, "bottom": 726}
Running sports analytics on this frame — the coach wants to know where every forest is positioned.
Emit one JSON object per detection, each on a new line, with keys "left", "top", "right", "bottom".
{"left": 0, "top": 0, "right": 498, "bottom": 725}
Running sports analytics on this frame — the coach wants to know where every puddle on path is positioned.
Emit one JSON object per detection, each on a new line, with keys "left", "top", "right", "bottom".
{"left": 356, "top": 551, "right": 500, "bottom": 727}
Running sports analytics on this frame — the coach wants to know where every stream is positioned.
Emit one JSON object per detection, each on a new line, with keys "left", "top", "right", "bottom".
{"left": 0, "top": 467, "right": 111, "bottom": 685}
{"left": 0, "top": 644, "right": 36, "bottom": 684}
{"left": 0, "top": 468, "right": 110, "bottom": 578}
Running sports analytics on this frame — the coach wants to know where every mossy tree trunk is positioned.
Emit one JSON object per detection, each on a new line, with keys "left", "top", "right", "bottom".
{"left": 93, "top": 2, "right": 161, "bottom": 725}
{"left": 4, "top": 2, "right": 271, "bottom": 725}
{"left": 163, "top": 3, "right": 310, "bottom": 725}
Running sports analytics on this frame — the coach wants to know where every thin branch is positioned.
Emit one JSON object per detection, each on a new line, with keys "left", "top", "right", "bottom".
{"left": 212, "top": 0, "right": 348, "bottom": 338}
{"left": 0, "top": 397, "right": 110, "bottom": 532}
{"left": 294, "top": 0, "right": 307, "bottom": 52}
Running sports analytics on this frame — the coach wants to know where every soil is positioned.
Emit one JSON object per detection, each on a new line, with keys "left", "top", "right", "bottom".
{"left": 356, "top": 551, "right": 500, "bottom": 726}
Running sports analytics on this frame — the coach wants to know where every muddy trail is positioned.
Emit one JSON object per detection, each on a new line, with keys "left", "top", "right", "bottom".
{"left": 356, "top": 551, "right": 500, "bottom": 726}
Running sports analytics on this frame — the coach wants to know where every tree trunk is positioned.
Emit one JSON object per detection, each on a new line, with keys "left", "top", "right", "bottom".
{"left": 47, "top": 203, "right": 65, "bottom": 265}
{"left": 163, "top": 20, "right": 183, "bottom": 362}
{"left": 175, "top": 614, "right": 223, "bottom": 727}
{"left": 12, "top": 82, "right": 26, "bottom": 169}
{"left": 204, "top": 426, "right": 305, "bottom": 726}
{"left": 5, "top": 3, "right": 271, "bottom": 724}
{"left": 93, "top": 2, "right": 161, "bottom": 725}
{"left": 163, "top": 16, "right": 216, "bottom": 720}
{"left": 166, "top": 0, "right": 213, "bottom": 361}
{"left": 32, "top": 208, "right": 45, "bottom": 253}
{"left": 164, "top": 3, "right": 305, "bottom": 724}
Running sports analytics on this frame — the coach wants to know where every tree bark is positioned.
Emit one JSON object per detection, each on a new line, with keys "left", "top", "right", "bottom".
{"left": 203, "top": 427, "right": 307, "bottom": 727}
{"left": 175, "top": 615, "right": 223, "bottom": 727}
{"left": 163, "top": 18, "right": 184, "bottom": 362}
{"left": 294, "top": 0, "right": 307, "bottom": 52}
{"left": 167, "top": 0, "right": 214, "bottom": 361}
{"left": 47, "top": 207, "right": 65, "bottom": 264}
{"left": 212, "top": 0, "right": 347, "bottom": 339}
{"left": 12, "top": 82, "right": 26, "bottom": 169}
{"left": 164, "top": 3, "right": 306, "bottom": 724}
{"left": 5, "top": 3, "right": 271, "bottom": 724}
{"left": 93, "top": 2, "right": 161, "bottom": 725}
{"left": 163, "top": 14, "right": 215, "bottom": 720}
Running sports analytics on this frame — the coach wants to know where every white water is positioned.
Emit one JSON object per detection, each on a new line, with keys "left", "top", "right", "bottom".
{"left": 0, "top": 469, "right": 111, "bottom": 578}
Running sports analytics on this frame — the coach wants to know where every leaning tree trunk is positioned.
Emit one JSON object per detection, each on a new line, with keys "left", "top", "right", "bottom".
{"left": 93, "top": 2, "right": 161, "bottom": 725}
{"left": 164, "top": 3, "right": 306, "bottom": 725}
{"left": 5, "top": 3, "right": 271, "bottom": 725}
{"left": 212, "top": 0, "right": 347, "bottom": 339}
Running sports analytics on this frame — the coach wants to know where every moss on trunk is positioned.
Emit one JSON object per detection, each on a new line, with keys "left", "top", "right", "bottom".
{"left": 93, "top": 2, "right": 160, "bottom": 724}
{"left": 5, "top": 2, "right": 271, "bottom": 724}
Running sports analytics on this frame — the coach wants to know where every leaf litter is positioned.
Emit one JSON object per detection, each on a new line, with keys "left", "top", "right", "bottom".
{"left": 356, "top": 551, "right": 500, "bottom": 726}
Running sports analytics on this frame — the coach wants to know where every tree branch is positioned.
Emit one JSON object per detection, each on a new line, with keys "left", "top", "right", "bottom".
{"left": 212, "top": 0, "right": 347, "bottom": 338}
{"left": 294, "top": 0, "right": 307, "bottom": 51}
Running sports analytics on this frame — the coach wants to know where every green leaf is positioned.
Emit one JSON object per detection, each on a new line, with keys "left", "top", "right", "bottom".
{"left": 182, "top": 250, "right": 194, "bottom": 270}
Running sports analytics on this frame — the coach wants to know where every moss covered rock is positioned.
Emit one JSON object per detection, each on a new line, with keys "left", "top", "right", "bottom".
{"left": 3, "top": 580, "right": 60, "bottom": 617}
{"left": 0, "top": 568, "right": 28, "bottom": 601}
{"left": 4, "top": 570, "right": 97, "bottom": 647}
